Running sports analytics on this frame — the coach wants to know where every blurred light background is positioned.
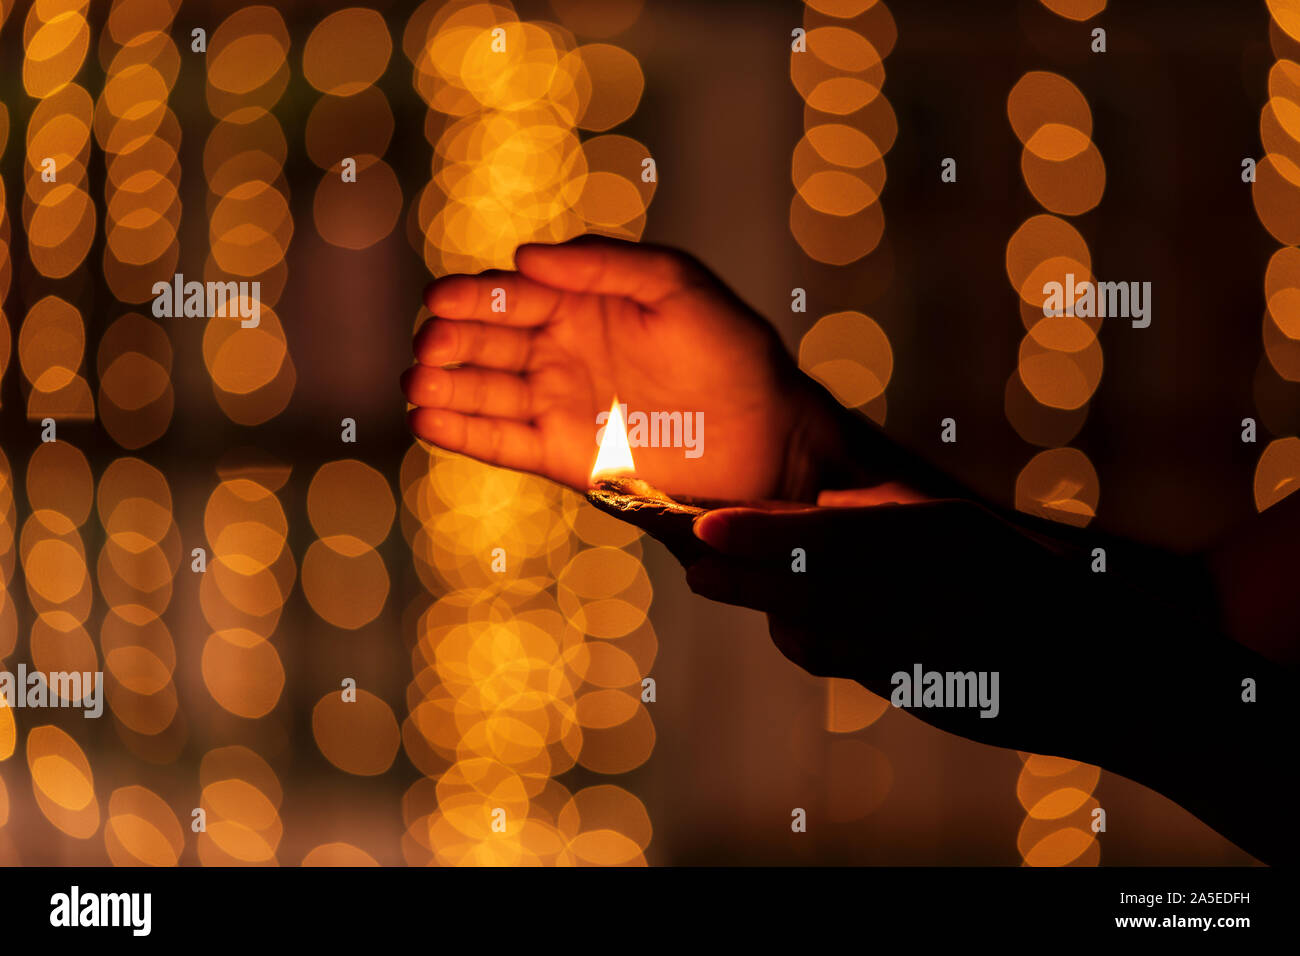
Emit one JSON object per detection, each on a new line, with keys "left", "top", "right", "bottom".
{"left": 0, "top": 0, "right": 1289, "bottom": 865}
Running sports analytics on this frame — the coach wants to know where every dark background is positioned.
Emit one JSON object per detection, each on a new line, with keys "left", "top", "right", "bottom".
{"left": 1, "top": 0, "right": 1286, "bottom": 865}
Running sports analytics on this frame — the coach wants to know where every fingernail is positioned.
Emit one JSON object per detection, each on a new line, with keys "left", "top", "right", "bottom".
{"left": 694, "top": 513, "right": 727, "bottom": 549}
{"left": 417, "top": 321, "right": 455, "bottom": 361}
{"left": 427, "top": 279, "right": 467, "bottom": 314}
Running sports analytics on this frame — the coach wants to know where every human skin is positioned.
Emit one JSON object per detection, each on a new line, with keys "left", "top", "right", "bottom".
{"left": 404, "top": 235, "right": 1297, "bottom": 864}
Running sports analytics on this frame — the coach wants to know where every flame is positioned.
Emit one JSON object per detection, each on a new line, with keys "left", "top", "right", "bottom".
{"left": 591, "top": 398, "right": 636, "bottom": 481}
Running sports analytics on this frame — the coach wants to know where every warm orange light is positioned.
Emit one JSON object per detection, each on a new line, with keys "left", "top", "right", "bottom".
{"left": 591, "top": 398, "right": 635, "bottom": 481}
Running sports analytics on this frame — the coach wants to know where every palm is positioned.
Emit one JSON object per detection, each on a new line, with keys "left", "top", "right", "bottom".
{"left": 529, "top": 286, "right": 797, "bottom": 496}
{"left": 405, "top": 238, "right": 809, "bottom": 499}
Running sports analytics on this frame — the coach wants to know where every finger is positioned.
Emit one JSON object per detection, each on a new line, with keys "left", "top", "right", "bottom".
{"left": 695, "top": 499, "right": 980, "bottom": 559}
{"left": 693, "top": 506, "right": 836, "bottom": 558}
{"left": 515, "top": 236, "right": 708, "bottom": 306}
{"left": 424, "top": 272, "right": 564, "bottom": 326}
{"left": 407, "top": 408, "right": 544, "bottom": 474}
{"left": 817, "top": 482, "right": 933, "bottom": 507}
{"left": 413, "top": 318, "right": 533, "bottom": 371}
{"left": 401, "top": 365, "right": 532, "bottom": 420}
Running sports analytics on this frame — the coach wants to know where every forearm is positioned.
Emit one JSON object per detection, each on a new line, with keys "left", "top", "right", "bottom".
{"left": 1113, "top": 627, "right": 1297, "bottom": 865}
{"left": 1084, "top": 566, "right": 1298, "bottom": 865}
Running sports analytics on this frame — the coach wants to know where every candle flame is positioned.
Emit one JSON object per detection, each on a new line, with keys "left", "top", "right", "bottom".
{"left": 591, "top": 398, "right": 636, "bottom": 482}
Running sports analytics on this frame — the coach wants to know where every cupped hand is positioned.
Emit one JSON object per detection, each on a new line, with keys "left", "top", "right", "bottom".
{"left": 402, "top": 236, "right": 838, "bottom": 500}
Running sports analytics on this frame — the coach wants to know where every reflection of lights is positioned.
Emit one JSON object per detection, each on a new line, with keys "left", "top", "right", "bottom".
{"left": 1007, "top": 214, "right": 1092, "bottom": 298}
{"left": 790, "top": 5, "right": 896, "bottom": 265}
{"left": 22, "top": 446, "right": 96, "bottom": 697}
{"left": 93, "top": 451, "right": 181, "bottom": 753}
{"left": 1260, "top": 96, "right": 1300, "bottom": 171}
{"left": 306, "top": 10, "right": 402, "bottom": 250}
{"left": 1268, "top": 0, "right": 1300, "bottom": 42}
{"left": 1008, "top": 71, "right": 1093, "bottom": 143}
{"left": 97, "top": 3, "right": 181, "bottom": 310}
{"left": 22, "top": 6, "right": 97, "bottom": 420}
{"left": 1015, "top": 447, "right": 1099, "bottom": 526}
{"left": 1008, "top": 73, "right": 1104, "bottom": 216}
{"left": 1038, "top": 0, "right": 1106, "bottom": 20}
{"left": 799, "top": 310, "right": 893, "bottom": 408}
{"left": 303, "top": 842, "right": 380, "bottom": 866}
{"left": 97, "top": 314, "right": 174, "bottom": 447}
{"left": 1253, "top": 154, "right": 1300, "bottom": 246}
{"left": 1254, "top": 436, "right": 1300, "bottom": 510}
{"left": 825, "top": 678, "right": 889, "bottom": 732}
{"left": 94, "top": 0, "right": 181, "bottom": 526}
{"left": 105, "top": 786, "right": 184, "bottom": 867}
{"left": 401, "top": 1, "right": 657, "bottom": 863}
{"left": 0, "top": 451, "right": 15, "bottom": 665}
{"left": 22, "top": 6, "right": 91, "bottom": 99}
{"left": 1266, "top": 246, "right": 1300, "bottom": 340}
{"left": 303, "top": 8, "right": 392, "bottom": 95}
{"left": 19, "top": 297, "right": 87, "bottom": 404}
{"left": 309, "top": 460, "right": 395, "bottom": 544}
{"left": 792, "top": 2, "right": 899, "bottom": 790}
{"left": 1015, "top": 754, "right": 1101, "bottom": 866}
{"left": 1005, "top": 72, "right": 1105, "bottom": 447}
{"left": 304, "top": 539, "right": 390, "bottom": 629}
{"left": 199, "top": 773, "right": 282, "bottom": 865}
{"left": 569, "top": 44, "right": 643, "bottom": 131}
{"left": 200, "top": 476, "right": 292, "bottom": 744}
{"left": 27, "top": 725, "right": 100, "bottom": 839}
{"left": 304, "top": 459, "right": 396, "bottom": 628}
{"left": 201, "top": 628, "right": 285, "bottom": 720}
{"left": 0, "top": 704, "right": 14, "bottom": 762}
{"left": 1006, "top": 18, "right": 1106, "bottom": 860}
{"left": 313, "top": 690, "right": 401, "bottom": 776}
{"left": 1017, "top": 333, "right": 1103, "bottom": 411}
{"left": 204, "top": 6, "right": 296, "bottom": 426}
{"left": 1255, "top": 9, "right": 1300, "bottom": 516}
{"left": 1023, "top": 141, "right": 1106, "bottom": 217}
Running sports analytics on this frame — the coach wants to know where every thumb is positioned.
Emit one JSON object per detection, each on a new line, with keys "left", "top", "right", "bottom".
{"left": 693, "top": 506, "right": 829, "bottom": 557}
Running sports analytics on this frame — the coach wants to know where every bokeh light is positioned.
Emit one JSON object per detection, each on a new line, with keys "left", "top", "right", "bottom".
{"left": 394, "top": 0, "right": 659, "bottom": 865}
{"left": 1007, "top": 30, "right": 1106, "bottom": 865}
{"left": 1255, "top": 5, "right": 1300, "bottom": 517}
{"left": 790, "top": 0, "right": 898, "bottom": 816}
{"left": 790, "top": 5, "right": 896, "bottom": 265}
{"left": 203, "top": 5, "right": 296, "bottom": 425}
{"left": 1015, "top": 753, "right": 1101, "bottom": 866}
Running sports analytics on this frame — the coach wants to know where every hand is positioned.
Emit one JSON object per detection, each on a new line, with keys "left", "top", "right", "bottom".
{"left": 402, "top": 236, "right": 855, "bottom": 500}
{"left": 677, "top": 494, "right": 1300, "bottom": 864}
{"left": 684, "top": 496, "right": 1096, "bottom": 754}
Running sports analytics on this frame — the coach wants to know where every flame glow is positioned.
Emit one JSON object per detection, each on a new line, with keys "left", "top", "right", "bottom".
{"left": 591, "top": 398, "right": 636, "bottom": 481}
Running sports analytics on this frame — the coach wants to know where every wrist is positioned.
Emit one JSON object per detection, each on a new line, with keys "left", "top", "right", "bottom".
{"left": 784, "top": 373, "right": 970, "bottom": 502}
